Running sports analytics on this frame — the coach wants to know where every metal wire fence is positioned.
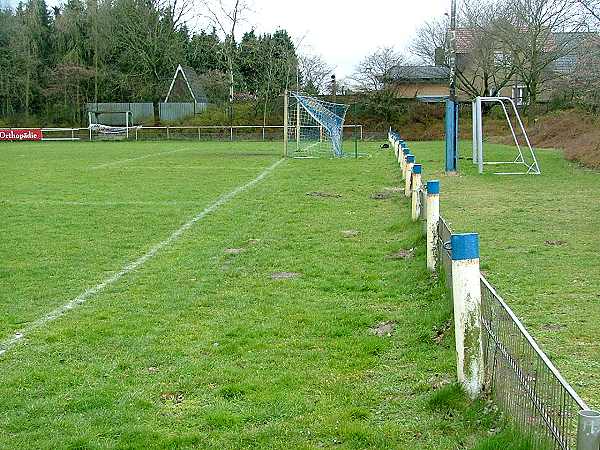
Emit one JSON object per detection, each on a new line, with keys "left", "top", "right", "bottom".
{"left": 7, "top": 125, "right": 364, "bottom": 142}
{"left": 435, "top": 217, "right": 589, "bottom": 450}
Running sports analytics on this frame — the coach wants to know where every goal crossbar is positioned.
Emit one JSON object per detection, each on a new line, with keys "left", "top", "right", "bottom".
{"left": 472, "top": 97, "right": 541, "bottom": 175}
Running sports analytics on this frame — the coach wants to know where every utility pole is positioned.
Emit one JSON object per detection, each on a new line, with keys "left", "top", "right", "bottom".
{"left": 449, "top": 0, "right": 457, "bottom": 102}
{"left": 445, "top": 0, "right": 459, "bottom": 174}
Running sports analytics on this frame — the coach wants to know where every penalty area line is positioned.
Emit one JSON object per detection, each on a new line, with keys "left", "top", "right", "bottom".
{"left": 0, "top": 158, "right": 285, "bottom": 357}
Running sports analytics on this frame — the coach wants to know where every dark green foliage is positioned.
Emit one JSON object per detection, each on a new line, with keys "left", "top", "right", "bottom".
{"left": 0, "top": 1, "right": 298, "bottom": 126}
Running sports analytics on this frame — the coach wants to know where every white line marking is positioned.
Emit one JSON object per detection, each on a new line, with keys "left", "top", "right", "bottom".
{"left": 90, "top": 146, "right": 193, "bottom": 169}
{"left": 1, "top": 199, "right": 205, "bottom": 207}
{"left": 0, "top": 158, "right": 285, "bottom": 357}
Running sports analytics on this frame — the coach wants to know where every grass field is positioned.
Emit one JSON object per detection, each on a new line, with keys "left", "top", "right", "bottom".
{"left": 0, "top": 140, "right": 507, "bottom": 449}
{"left": 408, "top": 141, "right": 600, "bottom": 409}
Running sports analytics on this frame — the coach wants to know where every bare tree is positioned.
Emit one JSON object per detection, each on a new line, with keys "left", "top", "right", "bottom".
{"left": 577, "top": 0, "right": 600, "bottom": 23}
{"left": 455, "top": 0, "right": 516, "bottom": 98}
{"left": 491, "top": 0, "right": 584, "bottom": 115}
{"left": 201, "top": 0, "right": 251, "bottom": 109}
{"left": 350, "top": 46, "right": 404, "bottom": 92}
{"left": 113, "top": 0, "right": 188, "bottom": 122}
{"left": 409, "top": 17, "right": 449, "bottom": 65}
{"left": 298, "top": 53, "right": 332, "bottom": 94}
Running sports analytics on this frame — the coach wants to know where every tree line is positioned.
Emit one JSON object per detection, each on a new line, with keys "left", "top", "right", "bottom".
{"left": 0, "top": 0, "right": 304, "bottom": 125}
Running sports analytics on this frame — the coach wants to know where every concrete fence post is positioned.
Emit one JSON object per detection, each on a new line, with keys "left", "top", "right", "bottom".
{"left": 411, "top": 164, "right": 422, "bottom": 221}
{"left": 404, "top": 155, "right": 415, "bottom": 197}
{"left": 398, "top": 142, "right": 407, "bottom": 165}
{"left": 401, "top": 148, "right": 410, "bottom": 179}
{"left": 450, "top": 233, "right": 484, "bottom": 399}
{"left": 426, "top": 180, "right": 440, "bottom": 271}
{"left": 577, "top": 410, "right": 600, "bottom": 450}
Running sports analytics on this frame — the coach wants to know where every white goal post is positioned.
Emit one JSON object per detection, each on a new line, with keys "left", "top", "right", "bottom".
{"left": 283, "top": 90, "right": 349, "bottom": 158}
{"left": 88, "top": 110, "right": 135, "bottom": 140}
{"left": 472, "top": 97, "right": 541, "bottom": 175}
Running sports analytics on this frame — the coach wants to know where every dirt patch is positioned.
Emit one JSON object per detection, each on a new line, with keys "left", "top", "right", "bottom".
{"left": 542, "top": 323, "right": 565, "bottom": 332}
{"left": 271, "top": 271, "right": 301, "bottom": 280}
{"left": 432, "top": 320, "right": 452, "bottom": 345}
{"left": 160, "top": 391, "right": 184, "bottom": 405}
{"left": 248, "top": 239, "right": 261, "bottom": 245}
{"left": 307, "top": 191, "right": 342, "bottom": 198}
{"left": 386, "top": 248, "right": 415, "bottom": 260}
{"left": 341, "top": 230, "right": 360, "bottom": 238}
{"left": 371, "top": 187, "right": 404, "bottom": 200}
{"left": 371, "top": 191, "right": 392, "bottom": 200}
{"left": 492, "top": 109, "right": 600, "bottom": 170}
{"left": 430, "top": 376, "right": 452, "bottom": 390}
{"left": 370, "top": 321, "right": 396, "bottom": 337}
{"left": 544, "top": 240, "right": 567, "bottom": 246}
{"left": 224, "top": 248, "right": 244, "bottom": 254}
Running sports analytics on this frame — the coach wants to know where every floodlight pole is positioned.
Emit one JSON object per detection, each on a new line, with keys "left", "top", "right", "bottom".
{"left": 445, "top": 0, "right": 459, "bottom": 174}
{"left": 283, "top": 89, "right": 289, "bottom": 157}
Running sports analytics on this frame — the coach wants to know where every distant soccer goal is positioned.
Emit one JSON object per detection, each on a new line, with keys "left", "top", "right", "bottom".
{"left": 472, "top": 97, "right": 541, "bottom": 175}
{"left": 283, "top": 91, "right": 349, "bottom": 158}
{"left": 88, "top": 110, "right": 137, "bottom": 140}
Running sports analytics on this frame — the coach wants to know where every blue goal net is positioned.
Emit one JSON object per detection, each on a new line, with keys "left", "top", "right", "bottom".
{"left": 286, "top": 92, "right": 349, "bottom": 158}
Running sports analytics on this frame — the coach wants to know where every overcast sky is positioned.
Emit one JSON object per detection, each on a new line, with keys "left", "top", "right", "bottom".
{"left": 222, "top": 0, "right": 450, "bottom": 78}
{"left": 3, "top": 0, "right": 449, "bottom": 78}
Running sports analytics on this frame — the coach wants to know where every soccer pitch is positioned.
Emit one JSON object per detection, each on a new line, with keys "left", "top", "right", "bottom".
{"left": 0, "top": 141, "right": 501, "bottom": 448}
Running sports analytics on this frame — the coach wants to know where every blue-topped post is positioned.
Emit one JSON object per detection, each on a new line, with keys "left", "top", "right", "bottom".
{"left": 445, "top": 99, "right": 459, "bottom": 174}
{"left": 411, "top": 164, "right": 422, "bottom": 221}
{"left": 451, "top": 233, "right": 484, "bottom": 399}
{"left": 577, "top": 410, "right": 600, "bottom": 450}
{"left": 426, "top": 180, "right": 440, "bottom": 271}
{"left": 401, "top": 149, "right": 411, "bottom": 181}
{"left": 400, "top": 145, "right": 409, "bottom": 170}
{"left": 404, "top": 155, "right": 415, "bottom": 197}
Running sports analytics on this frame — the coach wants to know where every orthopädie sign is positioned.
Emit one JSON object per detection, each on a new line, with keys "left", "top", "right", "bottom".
{"left": 0, "top": 129, "right": 43, "bottom": 141}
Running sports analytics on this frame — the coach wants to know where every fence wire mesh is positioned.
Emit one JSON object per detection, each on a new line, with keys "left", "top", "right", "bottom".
{"left": 14, "top": 125, "right": 363, "bottom": 142}
{"left": 435, "top": 217, "right": 587, "bottom": 450}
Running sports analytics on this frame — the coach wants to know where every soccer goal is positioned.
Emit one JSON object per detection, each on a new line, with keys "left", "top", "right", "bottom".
{"left": 283, "top": 90, "right": 349, "bottom": 158}
{"left": 472, "top": 97, "right": 541, "bottom": 175}
{"left": 88, "top": 110, "right": 136, "bottom": 140}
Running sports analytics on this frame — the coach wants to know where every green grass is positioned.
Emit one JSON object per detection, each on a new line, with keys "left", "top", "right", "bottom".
{"left": 0, "top": 140, "right": 505, "bottom": 448}
{"left": 407, "top": 140, "right": 600, "bottom": 409}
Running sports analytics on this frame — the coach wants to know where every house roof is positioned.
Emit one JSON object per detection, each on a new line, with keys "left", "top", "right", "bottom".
{"left": 455, "top": 29, "right": 600, "bottom": 73}
{"left": 164, "top": 64, "right": 208, "bottom": 104}
{"left": 387, "top": 65, "right": 449, "bottom": 82}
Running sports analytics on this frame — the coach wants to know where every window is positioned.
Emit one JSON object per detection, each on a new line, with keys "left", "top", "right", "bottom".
{"left": 513, "top": 85, "right": 528, "bottom": 106}
{"left": 494, "top": 51, "right": 511, "bottom": 66}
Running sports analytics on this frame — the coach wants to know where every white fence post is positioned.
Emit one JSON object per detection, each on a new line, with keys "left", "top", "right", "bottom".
{"left": 426, "top": 180, "right": 440, "bottom": 272}
{"left": 404, "top": 155, "right": 414, "bottom": 197}
{"left": 400, "top": 145, "right": 409, "bottom": 172}
{"left": 411, "top": 164, "right": 422, "bottom": 221}
{"left": 451, "top": 233, "right": 484, "bottom": 399}
{"left": 577, "top": 410, "right": 600, "bottom": 450}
